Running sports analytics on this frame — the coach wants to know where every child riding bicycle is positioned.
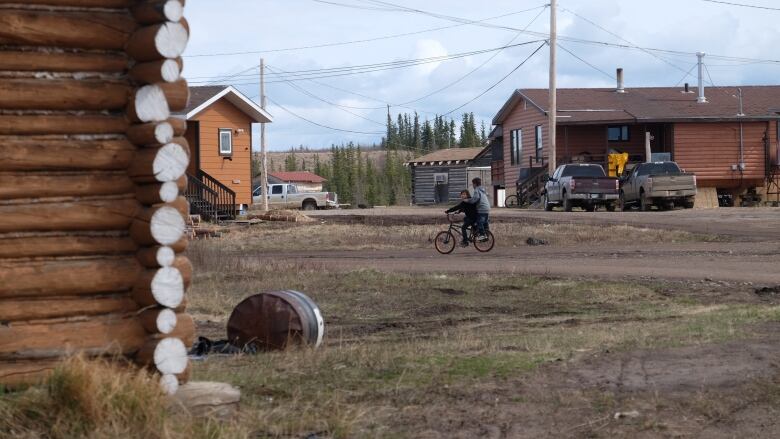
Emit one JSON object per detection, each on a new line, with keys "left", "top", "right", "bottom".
{"left": 445, "top": 190, "right": 478, "bottom": 247}
{"left": 467, "top": 177, "right": 490, "bottom": 240}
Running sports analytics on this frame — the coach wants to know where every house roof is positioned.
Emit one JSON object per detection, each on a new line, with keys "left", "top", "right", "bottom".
{"left": 269, "top": 171, "right": 326, "bottom": 183}
{"left": 406, "top": 147, "right": 484, "bottom": 165}
{"left": 493, "top": 86, "right": 780, "bottom": 125}
{"left": 183, "top": 85, "right": 273, "bottom": 123}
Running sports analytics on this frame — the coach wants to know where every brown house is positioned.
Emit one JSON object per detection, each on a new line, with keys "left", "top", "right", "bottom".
{"left": 268, "top": 171, "right": 327, "bottom": 192}
{"left": 491, "top": 81, "right": 780, "bottom": 205}
{"left": 182, "top": 85, "right": 272, "bottom": 218}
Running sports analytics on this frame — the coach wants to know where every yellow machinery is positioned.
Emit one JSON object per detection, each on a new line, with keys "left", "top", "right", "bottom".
{"left": 607, "top": 152, "right": 629, "bottom": 177}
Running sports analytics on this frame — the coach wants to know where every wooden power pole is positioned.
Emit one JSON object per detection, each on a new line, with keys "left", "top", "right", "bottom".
{"left": 260, "top": 58, "right": 269, "bottom": 211}
{"left": 548, "top": 0, "right": 557, "bottom": 174}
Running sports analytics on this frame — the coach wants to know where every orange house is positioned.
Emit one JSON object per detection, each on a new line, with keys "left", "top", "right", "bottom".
{"left": 182, "top": 85, "right": 272, "bottom": 219}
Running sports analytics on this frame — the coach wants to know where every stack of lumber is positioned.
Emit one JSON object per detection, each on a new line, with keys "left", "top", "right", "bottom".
{"left": 0, "top": 0, "right": 194, "bottom": 395}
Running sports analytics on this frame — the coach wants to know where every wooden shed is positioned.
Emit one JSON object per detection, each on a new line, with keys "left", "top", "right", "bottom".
{"left": 406, "top": 147, "right": 492, "bottom": 205}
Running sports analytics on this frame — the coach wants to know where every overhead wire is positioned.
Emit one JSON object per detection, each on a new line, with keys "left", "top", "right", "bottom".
{"left": 183, "top": 5, "right": 548, "bottom": 58}
{"left": 556, "top": 43, "right": 616, "bottom": 80}
{"left": 701, "top": 0, "right": 780, "bottom": 11}
{"left": 442, "top": 42, "right": 546, "bottom": 116}
{"left": 266, "top": 96, "right": 386, "bottom": 135}
{"left": 398, "top": 5, "right": 548, "bottom": 106}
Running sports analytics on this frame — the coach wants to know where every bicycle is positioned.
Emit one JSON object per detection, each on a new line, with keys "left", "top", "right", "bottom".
{"left": 434, "top": 214, "right": 495, "bottom": 254}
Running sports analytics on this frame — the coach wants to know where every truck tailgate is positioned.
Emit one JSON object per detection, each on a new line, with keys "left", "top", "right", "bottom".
{"left": 650, "top": 174, "right": 695, "bottom": 191}
{"left": 572, "top": 177, "right": 618, "bottom": 194}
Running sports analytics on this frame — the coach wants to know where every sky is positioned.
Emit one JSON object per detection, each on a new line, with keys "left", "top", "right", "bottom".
{"left": 182, "top": 0, "right": 780, "bottom": 151}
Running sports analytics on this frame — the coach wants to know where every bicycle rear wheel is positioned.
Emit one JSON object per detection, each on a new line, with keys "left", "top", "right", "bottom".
{"left": 473, "top": 231, "right": 495, "bottom": 252}
{"left": 504, "top": 195, "right": 520, "bottom": 208}
{"left": 434, "top": 231, "right": 456, "bottom": 254}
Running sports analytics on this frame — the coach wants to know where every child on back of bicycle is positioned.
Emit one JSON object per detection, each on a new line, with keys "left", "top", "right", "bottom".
{"left": 445, "top": 190, "right": 478, "bottom": 247}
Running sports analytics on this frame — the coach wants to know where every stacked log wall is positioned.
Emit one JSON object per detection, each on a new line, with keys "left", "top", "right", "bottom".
{"left": 0, "top": 0, "right": 195, "bottom": 394}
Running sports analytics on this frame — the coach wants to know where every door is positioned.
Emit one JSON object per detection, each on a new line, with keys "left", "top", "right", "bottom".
{"left": 625, "top": 166, "right": 641, "bottom": 201}
{"left": 269, "top": 184, "right": 285, "bottom": 206}
{"left": 286, "top": 184, "right": 299, "bottom": 208}
{"left": 547, "top": 166, "right": 563, "bottom": 201}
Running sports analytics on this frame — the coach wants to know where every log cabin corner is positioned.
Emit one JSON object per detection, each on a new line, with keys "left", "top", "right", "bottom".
{"left": 181, "top": 85, "right": 273, "bottom": 219}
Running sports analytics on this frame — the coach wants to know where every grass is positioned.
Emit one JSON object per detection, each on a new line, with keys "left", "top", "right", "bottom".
{"left": 181, "top": 240, "right": 780, "bottom": 437}
{"left": 206, "top": 221, "right": 722, "bottom": 252}
{"left": 0, "top": 356, "right": 249, "bottom": 439}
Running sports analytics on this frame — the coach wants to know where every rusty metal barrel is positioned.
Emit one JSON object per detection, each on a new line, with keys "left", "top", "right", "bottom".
{"left": 227, "top": 290, "right": 324, "bottom": 351}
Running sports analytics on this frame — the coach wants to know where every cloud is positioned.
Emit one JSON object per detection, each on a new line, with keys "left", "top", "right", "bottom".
{"left": 183, "top": 0, "right": 780, "bottom": 150}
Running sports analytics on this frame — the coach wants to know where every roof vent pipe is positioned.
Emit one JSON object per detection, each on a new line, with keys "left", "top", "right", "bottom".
{"left": 697, "top": 52, "right": 707, "bottom": 103}
{"left": 616, "top": 68, "right": 625, "bottom": 93}
{"left": 684, "top": 83, "right": 690, "bottom": 93}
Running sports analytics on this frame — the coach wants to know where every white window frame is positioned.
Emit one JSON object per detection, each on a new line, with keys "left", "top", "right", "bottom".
{"left": 219, "top": 128, "right": 233, "bottom": 156}
{"left": 535, "top": 125, "right": 543, "bottom": 160}
{"left": 510, "top": 129, "right": 522, "bottom": 166}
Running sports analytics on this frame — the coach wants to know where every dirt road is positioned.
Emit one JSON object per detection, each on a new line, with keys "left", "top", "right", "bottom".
{"left": 288, "top": 208, "right": 780, "bottom": 283}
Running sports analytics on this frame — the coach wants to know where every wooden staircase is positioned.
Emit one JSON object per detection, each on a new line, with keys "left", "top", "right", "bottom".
{"left": 184, "top": 170, "right": 237, "bottom": 221}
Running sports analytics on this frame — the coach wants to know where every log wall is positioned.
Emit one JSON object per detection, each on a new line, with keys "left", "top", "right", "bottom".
{"left": 0, "top": 0, "right": 195, "bottom": 395}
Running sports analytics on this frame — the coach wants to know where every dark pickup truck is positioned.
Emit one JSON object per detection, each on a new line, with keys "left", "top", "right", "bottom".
{"left": 543, "top": 164, "right": 619, "bottom": 212}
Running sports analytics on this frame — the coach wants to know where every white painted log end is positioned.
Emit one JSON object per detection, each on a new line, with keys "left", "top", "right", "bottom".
{"left": 157, "top": 308, "right": 178, "bottom": 334}
{"left": 151, "top": 266, "right": 184, "bottom": 308}
{"left": 156, "top": 22, "right": 189, "bottom": 59}
{"left": 165, "top": 1, "right": 185, "bottom": 22}
{"left": 156, "top": 246, "right": 176, "bottom": 267}
{"left": 152, "top": 142, "right": 189, "bottom": 182}
{"left": 135, "top": 85, "right": 170, "bottom": 123}
{"left": 160, "top": 373, "right": 179, "bottom": 395}
{"left": 154, "top": 337, "right": 188, "bottom": 375}
{"left": 161, "top": 59, "right": 181, "bottom": 83}
{"left": 150, "top": 206, "right": 186, "bottom": 246}
{"left": 158, "top": 181, "right": 180, "bottom": 203}
{"left": 155, "top": 121, "right": 174, "bottom": 144}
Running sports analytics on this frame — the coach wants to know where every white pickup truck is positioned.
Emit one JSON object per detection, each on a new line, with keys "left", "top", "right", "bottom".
{"left": 252, "top": 184, "right": 338, "bottom": 210}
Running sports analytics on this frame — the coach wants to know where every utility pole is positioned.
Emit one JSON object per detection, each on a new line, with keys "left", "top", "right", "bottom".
{"left": 548, "top": 0, "right": 557, "bottom": 174}
{"left": 260, "top": 58, "right": 269, "bottom": 211}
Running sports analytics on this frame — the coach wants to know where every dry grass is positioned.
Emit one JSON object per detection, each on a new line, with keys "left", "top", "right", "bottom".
{"left": 0, "top": 356, "right": 248, "bottom": 439}
{"left": 181, "top": 241, "right": 780, "bottom": 437}
{"left": 204, "top": 221, "right": 719, "bottom": 252}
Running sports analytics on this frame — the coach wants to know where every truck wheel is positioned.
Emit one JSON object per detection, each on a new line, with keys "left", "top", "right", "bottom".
{"left": 640, "top": 192, "right": 651, "bottom": 212}
{"left": 683, "top": 197, "right": 695, "bottom": 209}
{"left": 302, "top": 201, "right": 317, "bottom": 211}
{"left": 585, "top": 203, "right": 596, "bottom": 212}
{"left": 543, "top": 194, "right": 553, "bottom": 211}
{"left": 606, "top": 203, "right": 616, "bottom": 212}
{"left": 562, "top": 192, "right": 573, "bottom": 212}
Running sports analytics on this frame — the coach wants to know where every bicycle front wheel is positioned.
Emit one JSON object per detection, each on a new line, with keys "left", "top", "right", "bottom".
{"left": 504, "top": 195, "right": 520, "bottom": 208}
{"left": 434, "top": 231, "right": 456, "bottom": 254}
{"left": 473, "top": 231, "right": 495, "bottom": 252}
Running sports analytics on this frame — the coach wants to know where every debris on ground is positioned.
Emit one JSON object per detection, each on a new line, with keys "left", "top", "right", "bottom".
{"left": 247, "top": 209, "right": 314, "bottom": 223}
{"left": 526, "top": 237, "right": 549, "bottom": 246}
{"left": 614, "top": 410, "right": 641, "bottom": 420}
{"left": 754, "top": 285, "right": 780, "bottom": 296}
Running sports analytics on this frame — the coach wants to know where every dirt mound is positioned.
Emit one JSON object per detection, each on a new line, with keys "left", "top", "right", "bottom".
{"left": 247, "top": 209, "right": 314, "bottom": 223}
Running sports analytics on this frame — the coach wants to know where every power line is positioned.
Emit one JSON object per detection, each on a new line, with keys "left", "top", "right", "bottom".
{"left": 266, "top": 65, "right": 387, "bottom": 126}
{"left": 266, "top": 96, "right": 385, "bottom": 135}
{"left": 183, "top": 5, "right": 548, "bottom": 58}
{"left": 399, "top": 5, "right": 548, "bottom": 106}
{"left": 442, "top": 42, "right": 546, "bottom": 116}
{"left": 556, "top": 43, "right": 615, "bottom": 80}
{"left": 701, "top": 0, "right": 780, "bottom": 11}
{"left": 674, "top": 63, "right": 698, "bottom": 87}
{"left": 352, "top": 0, "right": 780, "bottom": 65}
{"left": 188, "top": 41, "right": 545, "bottom": 85}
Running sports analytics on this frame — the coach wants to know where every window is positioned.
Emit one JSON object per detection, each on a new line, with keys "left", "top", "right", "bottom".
{"left": 271, "top": 185, "right": 283, "bottom": 195}
{"left": 607, "top": 125, "right": 630, "bottom": 142}
{"left": 287, "top": 184, "right": 298, "bottom": 194}
{"left": 535, "top": 125, "right": 543, "bottom": 160}
{"left": 510, "top": 129, "right": 522, "bottom": 165}
{"left": 219, "top": 128, "right": 233, "bottom": 155}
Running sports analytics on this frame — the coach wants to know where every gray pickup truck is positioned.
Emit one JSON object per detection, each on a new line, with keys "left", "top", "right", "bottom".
{"left": 619, "top": 162, "right": 696, "bottom": 211}
{"left": 543, "top": 164, "right": 619, "bottom": 212}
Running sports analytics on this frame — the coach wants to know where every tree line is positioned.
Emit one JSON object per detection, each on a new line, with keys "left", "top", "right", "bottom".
{"left": 382, "top": 111, "right": 488, "bottom": 152}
